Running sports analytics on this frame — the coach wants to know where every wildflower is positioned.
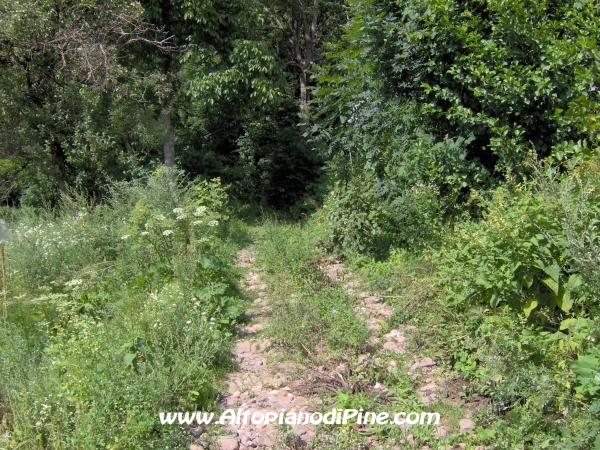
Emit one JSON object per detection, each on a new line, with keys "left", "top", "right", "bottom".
{"left": 186, "top": 320, "right": 191, "bottom": 324}
{"left": 65, "top": 279, "right": 83, "bottom": 288}
{"left": 192, "top": 220, "right": 203, "bottom": 226}
{"left": 120, "top": 235, "right": 130, "bottom": 240}
{"left": 194, "top": 206, "right": 207, "bottom": 217}
{"left": 140, "top": 231, "right": 149, "bottom": 236}
{"left": 207, "top": 220, "right": 218, "bottom": 227}
{"left": 162, "top": 229, "right": 173, "bottom": 236}
{"left": 156, "top": 214, "right": 166, "bottom": 221}
{"left": 173, "top": 208, "right": 184, "bottom": 214}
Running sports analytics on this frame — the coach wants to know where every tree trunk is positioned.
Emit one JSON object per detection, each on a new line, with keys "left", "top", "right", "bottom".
{"left": 163, "top": 108, "right": 175, "bottom": 167}
{"left": 123, "top": 135, "right": 134, "bottom": 154}
{"left": 297, "top": 0, "right": 318, "bottom": 128}
{"left": 299, "top": 70, "right": 309, "bottom": 125}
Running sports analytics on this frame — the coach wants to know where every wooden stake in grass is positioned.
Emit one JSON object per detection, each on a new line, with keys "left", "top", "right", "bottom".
{"left": 0, "top": 219, "right": 12, "bottom": 319}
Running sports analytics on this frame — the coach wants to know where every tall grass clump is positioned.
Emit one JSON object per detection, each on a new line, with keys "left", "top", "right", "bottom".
{"left": 257, "top": 218, "right": 369, "bottom": 359}
{"left": 0, "top": 168, "right": 245, "bottom": 449}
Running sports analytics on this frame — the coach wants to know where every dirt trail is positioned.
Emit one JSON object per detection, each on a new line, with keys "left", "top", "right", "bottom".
{"left": 199, "top": 249, "right": 320, "bottom": 450}
{"left": 190, "top": 250, "right": 477, "bottom": 450}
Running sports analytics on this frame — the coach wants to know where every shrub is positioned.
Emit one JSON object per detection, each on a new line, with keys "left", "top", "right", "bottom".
{"left": 436, "top": 157, "right": 600, "bottom": 323}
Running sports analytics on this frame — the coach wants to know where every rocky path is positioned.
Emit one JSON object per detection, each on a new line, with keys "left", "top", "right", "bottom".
{"left": 202, "top": 249, "right": 319, "bottom": 450}
{"left": 191, "top": 250, "right": 478, "bottom": 449}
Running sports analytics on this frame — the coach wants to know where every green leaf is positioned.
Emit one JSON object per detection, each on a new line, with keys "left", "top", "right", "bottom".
{"left": 565, "top": 274, "right": 583, "bottom": 290}
{"left": 542, "top": 263, "right": 560, "bottom": 283}
{"left": 523, "top": 299, "right": 538, "bottom": 318}
{"left": 560, "top": 318, "right": 578, "bottom": 330}
{"left": 557, "top": 289, "right": 573, "bottom": 313}
{"left": 542, "top": 277, "right": 559, "bottom": 296}
{"left": 123, "top": 353, "right": 137, "bottom": 368}
{"left": 572, "top": 355, "right": 600, "bottom": 380}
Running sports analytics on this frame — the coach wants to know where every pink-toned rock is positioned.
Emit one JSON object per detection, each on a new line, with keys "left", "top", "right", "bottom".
{"left": 459, "top": 418, "right": 475, "bottom": 430}
{"left": 236, "top": 341, "right": 252, "bottom": 353}
{"left": 436, "top": 426, "right": 447, "bottom": 438}
{"left": 190, "top": 445, "right": 204, "bottom": 450}
{"left": 373, "top": 382, "right": 388, "bottom": 393}
{"left": 218, "top": 436, "right": 239, "bottom": 450}
{"left": 293, "top": 425, "right": 308, "bottom": 437}
{"left": 255, "top": 434, "right": 276, "bottom": 447}
{"left": 240, "top": 434, "right": 253, "bottom": 447}
{"left": 420, "top": 357, "right": 436, "bottom": 367}
{"left": 383, "top": 341, "right": 403, "bottom": 352}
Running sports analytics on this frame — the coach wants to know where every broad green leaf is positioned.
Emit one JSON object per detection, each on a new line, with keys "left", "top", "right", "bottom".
{"left": 523, "top": 299, "right": 538, "bottom": 318}
{"left": 542, "top": 277, "right": 559, "bottom": 296}
{"left": 123, "top": 353, "right": 137, "bottom": 368}
{"left": 572, "top": 355, "right": 600, "bottom": 380}
{"left": 560, "top": 318, "right": 578, "bottom": 330}
{"left": 542, "top": 263, "right": 560, "bottom": 283}
{"left": 565, "top": 274, "right": 583, "bottom": 290}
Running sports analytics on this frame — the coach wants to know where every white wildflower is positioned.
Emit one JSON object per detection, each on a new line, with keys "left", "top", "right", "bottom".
{"left": 140, "top": 231, "right": 149, "bottom": 236}
{"left": 193, "top": 206, "right": 207, "bottom": 217}
{"left": 65, "top": 279, "right": 83, "bottom": 288}
{"left": 120, "top": 235, "right": 130, "bottom": 240}
{"left": 207, "top": 220, "right": 218, "bottom": 227}
{"left": 162, "top": 229, "right": 173, "bottom": 236}
{"left": 156, "top": 214, "right": 166, "bottom": 221}
{"left": 173, "top": 208, "right": 184, "bottom": 214}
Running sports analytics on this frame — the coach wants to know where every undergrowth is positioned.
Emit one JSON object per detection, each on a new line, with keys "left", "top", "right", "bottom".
{"left": 0, "top": 168, "right": 247, "bottom": 449}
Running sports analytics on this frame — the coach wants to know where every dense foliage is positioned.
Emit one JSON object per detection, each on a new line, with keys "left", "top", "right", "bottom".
{"left": 1, "top": 0, "right": 600, "bottom": 447}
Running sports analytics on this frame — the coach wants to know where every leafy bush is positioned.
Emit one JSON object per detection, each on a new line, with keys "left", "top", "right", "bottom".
{"left": 366, "top": 0, "right": 600, "bottom": 173}
{"left": 435, "top": 156, "right": 600, "bottom": 430}
{"left": 437, "top": 157, "right": 600, "bottom": 323}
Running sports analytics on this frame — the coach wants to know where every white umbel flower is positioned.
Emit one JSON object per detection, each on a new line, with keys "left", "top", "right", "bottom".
{"left": 194, "top": 206, "right": 207, "bottom": 217}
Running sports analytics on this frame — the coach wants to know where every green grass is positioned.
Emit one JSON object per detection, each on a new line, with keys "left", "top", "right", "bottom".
{"left": 256, "top": 217, "right": 369, "bottom": 361}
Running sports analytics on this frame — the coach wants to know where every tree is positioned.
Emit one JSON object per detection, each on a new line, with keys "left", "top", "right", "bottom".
{"left": 140, "top": 0, "right": 285, "bottom": 166}
{"left": 264, "top": 0, "right": 346, "bottom": 125}
{"left": 0, "top": 0, "right": 173, "bottom": 204}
